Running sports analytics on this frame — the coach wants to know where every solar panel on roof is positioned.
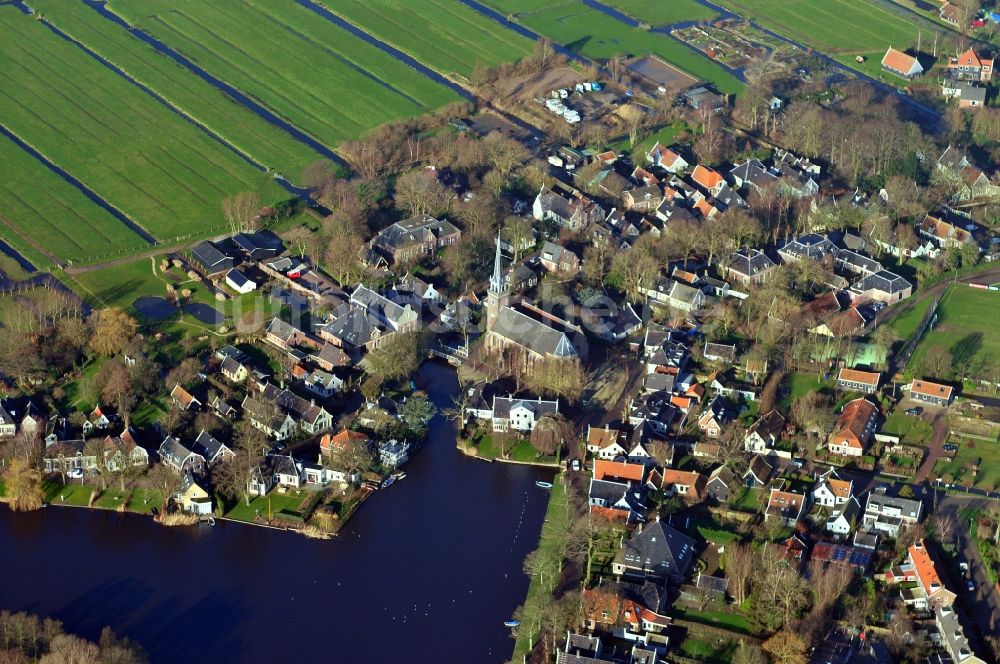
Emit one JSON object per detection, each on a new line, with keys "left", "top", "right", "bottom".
{"left": 832, "top": 547, "right": 848, "bottom": 562}
{"left": 849, "top": 550, "right": 871, "bottom": 567}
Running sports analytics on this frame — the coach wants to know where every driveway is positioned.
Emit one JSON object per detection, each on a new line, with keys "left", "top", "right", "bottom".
{"left": 912, "top": 411, "right": 951, "bottom": 484}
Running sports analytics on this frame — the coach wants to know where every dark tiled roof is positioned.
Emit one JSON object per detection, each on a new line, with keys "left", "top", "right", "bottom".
{"left": 491, "top": 307, "right": 577, "bottom": 358}
{"left": 729, "top": 248, "right": 775, "bottom": 277}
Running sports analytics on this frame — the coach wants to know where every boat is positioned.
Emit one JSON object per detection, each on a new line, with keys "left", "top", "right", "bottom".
{"left": 393, "top": 471, "right": 407, "bottom": 481}
{"left": 207, "top": 517, "right": 216, "bottom": 526}
{"left": 535, "top": 481, "right": 554, "bottom": 489}
{"left": 381, "top": 476, "right": 396, "bottom": 489}
{"left": 504, "top": 620, "right": 520, "bottom": 628}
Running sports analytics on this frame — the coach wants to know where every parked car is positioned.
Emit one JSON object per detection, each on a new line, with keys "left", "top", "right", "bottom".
{"left": 967, "top": 580, "right": 975, "bottom": 592}
{"left": 790, "top": 458, "right": 805, "bottom": 469}
{"left": 960, "top": 561, "right": 969, "bottom": 573}
{"left": 943, "top": 444, "right": 958, "bottom": 452}
{"left": 904, "top": 407, "right": 922, "bottom": 416}
{"left": 571, "top": 458, "right": 581, "bottom": 472}
{"left": 66, "top": 468, "right": 84, "bottom": 479}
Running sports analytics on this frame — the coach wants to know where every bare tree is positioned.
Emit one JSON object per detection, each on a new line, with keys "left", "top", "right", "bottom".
{"left": 222, "top": 191, "right": 262, "bottom": 234}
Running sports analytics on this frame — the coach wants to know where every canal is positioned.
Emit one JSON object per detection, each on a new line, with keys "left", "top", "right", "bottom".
{"left": 0, "top": 362, "right": 554, "bottom": 663}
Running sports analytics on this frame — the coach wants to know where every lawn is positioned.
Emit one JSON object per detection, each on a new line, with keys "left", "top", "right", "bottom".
{"left": 94, "top": 488, "right": 130, "bottom": 510}
{"left": 882, "top": 411, "right": 934, "bottom": 446}
{"left": 909, "top": 285, "right": 1000, "bottom": 379}
{"left": 111, "top": 0, "right": 462, "bottom": 150}
{"left": 779, "top": 371, "right": 829, "bottom": 409}
{"left": 475, "top": 434, "right": 558, "bottom": 464}
{"left": 0, "top": 7, "right": 284, "bottom": 244}
{"left": 0, "top": 131, "right": 149, "bottom": 267}
{"left": 320, "top": 0, "right": 533, "bottom": 79}
{"left": 224, "top": 489, "right": 311, "bottom": 523}
{"left": 718, "top": 0, "right": 924, "bottom": 54}
{"left": 933, "top": 439, "right": 1000, "bottom": 491}
{"left": 126, "top": 488, "right": 166, "bottom": 513}
{"left": 513, "top": 476, "right": 567, "bottom": 661}
{"left": 43, "top": 481, "right": 95, "bottom": 507}
{"left": 671, "top": 606, "right": 752, "bottom": 633}
{"left": 890, "top": 295, "right": 934, "bottom": 340}
{"left": 31, "top": 0, "right": 324, "bottom": 180}
{"left": 605, "top": 0, "right": 717, "bottom": 26}
{"left": 66, "top": 258, "right": 167, "bottom": 311}
{"left": 484, "top": 0, "right": 743, "bottom": 93}
{"left": 732, "top": 487, "right": 763, "bottom": 512}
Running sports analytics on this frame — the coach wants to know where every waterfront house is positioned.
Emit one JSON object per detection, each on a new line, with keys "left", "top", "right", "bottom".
{"left": 101, "top": 430, "right": 149, "bottom": 471}
{"left": 586, "top": 425, "right": 627, "bottom": 459}
{"left": 177, "top": 471, "right": 212, "bottom": 516}
{"left": 491, "top": 395, "right": 559, "bottom": 433}
{"left": 272, "top": 455, "right": 302, "bottom": 488}
{"left": 612, "top": 519, "right": 697, "bottom": 584}
{"left": 378, "top": 439, "right": 411, "bottom": 469}
{"left": 43, "top": 440, "right": 97, "bottom": 475}
{"left": 158, "top": 436, "right": 206, "bottom": 476}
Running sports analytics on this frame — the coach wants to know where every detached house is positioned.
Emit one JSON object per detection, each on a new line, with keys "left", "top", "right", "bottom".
{"left": 646, "top": 142, "right": 688, "bottom": 173}
{"left": 623, "top": 185, "right": 663, "bottom": 212}
{"left": 158, "top": 436, "right": 206, "bottom": 475}
{"left": 852, "top": 270, "right": 912, "bottom": 304}
{"left": 813, "top": 471, "right": 853, "bottom": 508}
{"left": 660, "top": 469, "right": 706, "bottom": 501}
{"left": 881, "top": 47, "right": 923, "bottom": 79}
{"left": 696, "top": 397, "right": 729, "bottom": 438}
{"left": 836, "top": 368, "right": 880, "bottom": 394}
{"left": 538, "top": 241, "right": 579, "bottom": 274}
{"left": 589, "top": 478, "right": 646, "bottom": 523}
{"left": 743, "top": 456, "right": 773, "bottom": 488}
{"left": 532, "top": 185, "right": 605, "bottom": 231}
{"left": 947, "top": 47, "right": 993, "bottom": 82}
{"left": 766, "top": 487, "right": 808, "bottom": 526}
{"left": 828, "top": 398, "right": 879, "bottom": 457}
{"left": 586, "top": 425, "right": 627, "bottom": 459}
{"left": 727, "top": 248, "right": 776, "bottom": 285}
{"left": 612, "top": 519, "right": 697, "bottom": 584}
{"left": 368, "top": 214, "right": 461, "bottom": 265}
{"left": 908, "top": 379, "right": 954, "bottom": 407}
{"left": 690, "top": 165, "right": 726, "bottom": 197}
{"left": 491, "top": 395, "right": 559, "bottom": 433}
{"left": 744, "top": 409, "right": 786, "bottom": 454}
{"left": 170, "top": 384, "right": 201, "bottom": 412}
{"left": 863, "top": 486, "right": 922, "bottom": 537}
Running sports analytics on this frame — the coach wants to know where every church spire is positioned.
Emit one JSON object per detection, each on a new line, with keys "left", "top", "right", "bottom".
{"left": 489, "top": 234, "right": 507, "bottom": 294}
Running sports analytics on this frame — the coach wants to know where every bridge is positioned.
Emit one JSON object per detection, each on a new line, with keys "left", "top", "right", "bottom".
{"left": 428, "top": 341, "right": 469, "bottom": 365}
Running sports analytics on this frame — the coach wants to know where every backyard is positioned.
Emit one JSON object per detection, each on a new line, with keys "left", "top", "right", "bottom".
{"left": 933, "top": 439, "right": 1000, "bottom": 491}
{"left": 224, "top": 489, "right": 314, "bottom": 523}
{"left": 882, "top": 410, "right": 935, "bottom": 446}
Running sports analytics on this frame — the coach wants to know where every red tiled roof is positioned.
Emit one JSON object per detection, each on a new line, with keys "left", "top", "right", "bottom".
{"left": 320, "top": 429, "right": 369, "bottom": 454}
{"left": 838, "top": 368, "right": 880, "bottom": 387}
{"left": 594, "top": 459, "right": 645, "bottom": 483}
{"left": 882, "top": 47, "right": 921, "bottom": 75}
{"left": 911, "top": 379, "right": 953, "bottom": 400}
{"left": 833, "top": 398, "right": 878, "bottom": 449}
{"left": 692, "top": 165, "right": 724, "bottom": 191}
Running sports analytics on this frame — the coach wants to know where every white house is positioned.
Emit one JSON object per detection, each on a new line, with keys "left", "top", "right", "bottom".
{"left": 492, "top": 396, "right": 559, "bottom": 433}
{"left": 225, "top": 269, "right": 258, "bottom": 294}
{"left": 826, "top": 496, "right": 862, "bottom": 536}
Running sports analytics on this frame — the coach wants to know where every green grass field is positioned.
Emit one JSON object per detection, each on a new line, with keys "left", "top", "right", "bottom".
{"left": 225, "top": 490, "right": 309, "bottom": 522}
{"left": 882, "top": 410, "right": 934, "bottom": 445}
{"left": 485, "top": 0, "right": 743, "bottom": 93}
{"left": 0, "top": 132, "right": 148, "bottom": 266}
{"left": 779, "top": 371, "right": 829, "bottom": 409}
{"left": 605, "top": 0, "right": 717, "bottom": 26}
{"left": 323, "top": 0, "right": 533, "bottom": 79}
{"left": 890, "top": 295, "right": 934, "bottom": 340}
{"left": 31, "top": 0, "right": 325, "bottom": 180}
{"left": 934, "top": 440, "right": 1000, "bottom": 491}
{"left": 909, "top": 286, "right": 1000, "bottom": 378}
{"left": 0, "top": 7, "right": 281, "bottom": 243}
{"left": 111, "top": 0, "right": 461, "bottom": 149}
{"left": 43, "top": 481, "right": 95, "bottom": 506}
{"left": 718, "top": 0, "right": 921, "bottom": 54}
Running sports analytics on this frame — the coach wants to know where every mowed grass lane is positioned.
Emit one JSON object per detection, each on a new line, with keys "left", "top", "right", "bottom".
{"left": 0, "top": 8, "right": 278, "bottom": 240}
{"left": 30, "top": 0, "right": 324, "bottom": 179}
{"left": 483, "top": 0, "right": 743, "bottom": 93}
{"left": 322, "top": 0, "right": 533, "bottom": 79}
{"left": 605, "top": 0, "right": 717, "bottom": 26}
{"left": 110, "top": 0, "right": 461, "bottom": 149}
{"left": 718, "top": 0, "right": 919, "bottom": 54}
{"left": 0, "top": 134, "right": 148, "bottom": 266}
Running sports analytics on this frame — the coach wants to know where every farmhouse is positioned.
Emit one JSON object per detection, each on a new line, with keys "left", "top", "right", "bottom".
{"left": 908, "top": 379, "right": 954, "bottom": 407}
{"left": 881, "top": 48, "right": 923, "bottom": 79}
{"left": 947, "top": 47, "right": 993, "bottom": 82}
{"left": 828, "top": 398, "right": 879, "bottom": 457}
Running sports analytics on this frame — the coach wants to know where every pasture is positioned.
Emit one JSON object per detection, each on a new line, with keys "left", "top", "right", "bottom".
{"left": 605, "top": 0, "right": 717, "bottom": 26}
{"left": 718, "top": 0, "right": 921, "bottom": 54}
{"left": 324, "top": 0, "right": 533, "bottom": 79}
{"left": 31, "top": 0, "right": 325, "bottom": 179}
{"left": 110, "top": 0, "right": 462, "bottom": 149}
{"left": 909, "top": 285, "right": 1000, "bottom": 378}
{"left": 486, "top": 0, "right": 742, "bottom": 93}
{"left": 0, "top": 7, "right": 281, "bottom": 242}
{"left": 0, "top": 132, "right": 148, "bottom": 267}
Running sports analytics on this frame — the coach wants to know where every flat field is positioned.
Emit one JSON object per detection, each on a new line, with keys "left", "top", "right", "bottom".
{"left": 605, "top": 0, "right": 717, "bottom": 26}
{"left": 0, "top": 132, "right": 147, "bottom": 266}
{"left": 718, "top": 0, "right": 920, "bottom": 54}
{"left": 324, "top": 0, "right": 533, "bottom": 78}
{"left": 484, "top": 0, "right": 743, "bottom": 93}
{"left": 909, "top": 285, "right": 1000, "bottom": 377}
{"left": 110, "top": 0, "right": 462, "bottom": 148}
{"left": 30, "top": 0, "right": 325, "bottom": 179}
{"left": 0, "top": 7, "right": 279, "bottom": 241}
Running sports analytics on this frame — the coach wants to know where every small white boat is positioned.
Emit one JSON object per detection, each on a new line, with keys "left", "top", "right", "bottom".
{"left": 381, "top": 476, "right": 396, "bottom": 489}
{"left": 207, "top": 517, "right": 216, "bottom": 526}
{"left": 394, "top": 471, "right": 407, "bottom": 481}
{"left": 535, "top": 481, "right": 554, "bottom": 489}
{"left": 504, "top": 620, "right": 520, "bottom": 628}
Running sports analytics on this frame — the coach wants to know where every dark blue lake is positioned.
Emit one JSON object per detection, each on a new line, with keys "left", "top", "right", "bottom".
{"left": 0, "top": 362, "right": 552, "bottom": 663}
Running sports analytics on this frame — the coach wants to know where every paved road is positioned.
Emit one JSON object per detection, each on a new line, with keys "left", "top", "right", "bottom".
{"left": 937, "top": 495, "right": 1000, "bottom": 640}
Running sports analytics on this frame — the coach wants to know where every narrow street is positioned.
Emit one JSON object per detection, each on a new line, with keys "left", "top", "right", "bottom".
{"left": 937, "top": 495, "right": 1000, "bottom": 639}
